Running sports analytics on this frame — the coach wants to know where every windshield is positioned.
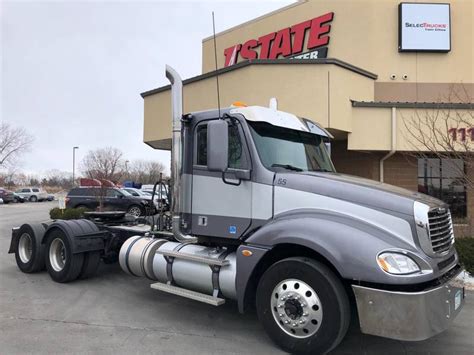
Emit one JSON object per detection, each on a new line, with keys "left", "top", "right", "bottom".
{"left": 125, "top": 188, "right": 144, "bottom": 196}
{"left": 248, "top": 121, "right": 335, "bottom": 173}
{"left": 119, "top": 189, "right": 133, "bottom": 196}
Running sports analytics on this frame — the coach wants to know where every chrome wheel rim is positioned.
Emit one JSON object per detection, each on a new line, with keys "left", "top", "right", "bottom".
{"left": 49, "top": 238, "right": 66, "bottom": 272}
{"left": 18, "top": 233, "right": 33, "bottom": 263}
{"left": 271, "top": 278, "right": 323, "bottom": 338}
{"left": 128, "top": 206, "right": 141, "bottom": 217}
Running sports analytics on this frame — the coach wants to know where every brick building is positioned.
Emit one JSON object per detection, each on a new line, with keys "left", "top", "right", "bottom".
{"left": 141, "top": 0, "right": 473, "bottom": 235}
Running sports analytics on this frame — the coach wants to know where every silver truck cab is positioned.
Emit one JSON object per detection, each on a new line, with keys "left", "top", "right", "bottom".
{"left": 10, "top": 66, "right": 465, "bottom": 355}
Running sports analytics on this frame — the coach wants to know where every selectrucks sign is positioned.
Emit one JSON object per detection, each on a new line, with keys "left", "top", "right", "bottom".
{"left": 399, "top": 3, "right": 451, "bottom": 52}
{"left": 223, "top": 12, "right": 334, "bottom": 67}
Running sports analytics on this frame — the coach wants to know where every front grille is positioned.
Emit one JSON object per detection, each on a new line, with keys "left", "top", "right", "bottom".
{"left": 428, "top": 208, "right": 454, "bottom": 254}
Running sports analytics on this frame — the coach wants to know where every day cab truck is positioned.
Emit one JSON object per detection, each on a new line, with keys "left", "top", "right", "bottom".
{"left": 9, "top": 66, "right": 465, "bottom": 354}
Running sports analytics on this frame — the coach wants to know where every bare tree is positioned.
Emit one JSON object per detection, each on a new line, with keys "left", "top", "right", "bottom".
{"left": 402, "top": 85, "right": 473, "bottom": 189}
{"left": 42, "top": 169, "right": 73, "bottom": 190}
{"left": 127, "top": 160, "right": 167, "bottom": 184}
{"left": 80, "top": 147, "right": 124, "bottom": 211}
{"left": 81, "top": 147, "right": 124, "bottom": 182}
{"left": 0, "top": 167, "right": 18, "bottom": 188}
{"left": 0, "top": 122, "right": 34, "bottom": 168}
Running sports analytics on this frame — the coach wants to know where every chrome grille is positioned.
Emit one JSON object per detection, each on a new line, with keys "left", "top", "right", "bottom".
{"left": 428, "top": 208, "right": 454, "bottom": 254}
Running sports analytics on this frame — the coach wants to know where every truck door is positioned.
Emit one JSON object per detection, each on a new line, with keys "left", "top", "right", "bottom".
{"left": 191, "top": 119, "right": 252, "bottom": 239}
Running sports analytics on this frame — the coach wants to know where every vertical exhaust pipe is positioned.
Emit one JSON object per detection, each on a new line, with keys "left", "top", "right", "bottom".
{"left": 165, "top": 65, "right": 197, "bottom": 244}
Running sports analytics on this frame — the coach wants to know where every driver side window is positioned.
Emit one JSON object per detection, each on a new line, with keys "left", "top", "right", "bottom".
{"left": 106, "top": 189, "right": 122, "bottom": 198}
{"left": 195, "top": 121, "right": 246, "bottom": 169}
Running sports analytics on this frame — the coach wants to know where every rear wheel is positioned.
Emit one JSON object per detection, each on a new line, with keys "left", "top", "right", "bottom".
{"left": 14, "top": 224, "right": 46, "bottom": 273}
{"left": 127, "top": 205, "right": 143, "bottom": 217}
{"left": 29, "top": 195, "right": 37, "bottom": 202}
{"left": 256, "top": 257, "right": 350, "bottom": 354}
{"left": 45, "top": 229, "right": 84, "bottom": 283}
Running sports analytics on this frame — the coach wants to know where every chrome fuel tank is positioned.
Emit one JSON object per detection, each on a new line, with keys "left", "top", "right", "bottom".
{"left": 153, "top": 242, "right": 237, "bottom": 300}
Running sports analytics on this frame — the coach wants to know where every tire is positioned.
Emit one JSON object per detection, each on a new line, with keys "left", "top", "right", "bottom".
{"left": 127, "top": 205, "right": 143, "bottom": 217}
{"left": 79, "top": 251, "right": 101, "bottom": 279}
{"left": 29, "top": 195, "right": 37, "bottom": 202}
{"left": 14, "top": 224, "right": 46, "bottom": 273}
{"left": 256, "top": 257, "right": 350, "bottom": 355}
{"left": 45, "top": 229, "right": 84, "bottom": 283}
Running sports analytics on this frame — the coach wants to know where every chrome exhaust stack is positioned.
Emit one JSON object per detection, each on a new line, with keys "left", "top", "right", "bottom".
{"left": 165, "top": 65, "right": 197, "bottom": 244}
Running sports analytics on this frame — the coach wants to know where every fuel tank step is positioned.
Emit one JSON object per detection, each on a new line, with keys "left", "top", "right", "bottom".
{"left": 150, "top": 282, "right": 225, "bottom": 306}
{"left": 156, "top": 249, "right": 230, "bottom": 266}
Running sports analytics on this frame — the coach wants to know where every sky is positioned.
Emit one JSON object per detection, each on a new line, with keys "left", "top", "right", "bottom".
{"left": 1, "top": 0, "right": 294, "bottom": 176}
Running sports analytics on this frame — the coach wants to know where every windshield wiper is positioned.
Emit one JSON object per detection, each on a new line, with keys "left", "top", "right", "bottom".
{"left": 313, "top": 168, "right": 332, "bottom": 172}
{"left": 271, "top": 164, "right": 303, "bottom": 172}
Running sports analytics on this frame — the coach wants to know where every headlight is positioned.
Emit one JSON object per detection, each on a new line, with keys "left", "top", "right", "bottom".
{"left": 377, "top": 252, "right": 420, "bottom": 275}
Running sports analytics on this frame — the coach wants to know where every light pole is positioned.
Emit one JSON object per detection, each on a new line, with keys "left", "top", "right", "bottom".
{"left": 72, "top": 146, "right": 79, "bottom": 186}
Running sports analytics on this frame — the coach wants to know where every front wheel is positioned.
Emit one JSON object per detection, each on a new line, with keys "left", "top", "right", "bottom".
{"left": 127, "top": 205, "right": 143, "bottom": 217}
{"left": 256, "top": 257, "right": 350, "bottom": 354}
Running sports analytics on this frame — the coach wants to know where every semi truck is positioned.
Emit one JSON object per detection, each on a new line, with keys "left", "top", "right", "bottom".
{"left": 9, "top": 66, "right": 465, "bottom": 354}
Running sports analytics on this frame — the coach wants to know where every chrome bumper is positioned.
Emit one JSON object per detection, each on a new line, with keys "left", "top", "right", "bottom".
{"left": 352, "top": 269, "right": 465, "bottom": 341}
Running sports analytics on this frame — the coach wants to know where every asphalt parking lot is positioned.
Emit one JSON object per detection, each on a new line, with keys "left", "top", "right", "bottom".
{"left": 1, "top": 202, "right": 473, "bottom": 354}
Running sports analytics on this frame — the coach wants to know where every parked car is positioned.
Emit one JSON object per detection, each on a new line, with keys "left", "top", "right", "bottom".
{"left": 0, "top": 188, "right": 15, "bottom": 204}
{"left": 122, "top": 187, "right": 151, "bottom": 198}
{"left": 46, "top": 194, "right": 55, "bottom": 201}
{"left": 13, "top": 193, "right": 26, "bottom": 203}
{"left": 15, "top": 187, "right": 48, "bottom": 202}
{"left": 141, "top": 183, "right": 169, "bottom": 202}
{"left": 123, "top": 187, "right": 169, "bottom": 212}
{"left": 66, "top": 187, "right": 156, "bottom": 217}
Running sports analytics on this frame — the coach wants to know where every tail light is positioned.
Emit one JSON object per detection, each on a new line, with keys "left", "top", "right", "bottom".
{"left": 65, "top": 197, "right": 70, "bottom": 203}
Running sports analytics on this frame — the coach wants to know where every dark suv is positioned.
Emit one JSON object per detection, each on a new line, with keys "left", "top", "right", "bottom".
{"left": 66, "top": 187, "right": 155, "bottom": 217}
{"left": 0, "top": 188, "right": 15, "bottom": 204}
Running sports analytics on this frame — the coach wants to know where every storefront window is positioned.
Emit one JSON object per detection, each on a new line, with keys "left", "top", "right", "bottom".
{"left": 418, "top": 158, "right": 467, "bottom": 219}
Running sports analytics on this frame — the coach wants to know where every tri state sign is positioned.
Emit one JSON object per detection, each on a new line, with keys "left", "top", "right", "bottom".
{"left": 223, "top": 12, "right": 334, "bottom": 67}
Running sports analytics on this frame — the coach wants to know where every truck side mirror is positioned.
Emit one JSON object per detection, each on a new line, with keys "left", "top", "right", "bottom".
{"left": 207, "top": 120, "right": 228, "bottom": 172}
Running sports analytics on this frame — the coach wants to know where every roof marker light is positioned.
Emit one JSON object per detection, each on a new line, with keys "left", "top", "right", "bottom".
{"left": 231, "top": 101, "right": 247, "bottom": 107}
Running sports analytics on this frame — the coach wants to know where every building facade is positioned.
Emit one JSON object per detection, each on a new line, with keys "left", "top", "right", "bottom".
{"left": 141, "top": 0, "right": 473, "bottom": 234}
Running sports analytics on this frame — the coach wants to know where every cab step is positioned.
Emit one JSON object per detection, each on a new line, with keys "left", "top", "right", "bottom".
{"left": 150, "top": 282, "right": 225, "bottom": 306}
{"left": 156, "top": 250, "right": 230, "bottom": 266}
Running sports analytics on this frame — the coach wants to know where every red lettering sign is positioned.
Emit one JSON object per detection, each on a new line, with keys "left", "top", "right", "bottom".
{"left": 291, "top": 20, "right": 312, "bottom": 54}
{"left": 258, "top": 32, "right": 276, "bottom": 59}
{"left": 223, "top": 12, "right": 334, "bottom": 67}
{"left": 307, "top": 12, "right": 334, "bottom": 49}
{"left": 240, "top": 40, "right": 258, "bottom": 60}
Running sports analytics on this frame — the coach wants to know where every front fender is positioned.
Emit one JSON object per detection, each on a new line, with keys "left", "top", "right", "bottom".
{"left": 244, "top": 209, "right": 436, "bottom": 285}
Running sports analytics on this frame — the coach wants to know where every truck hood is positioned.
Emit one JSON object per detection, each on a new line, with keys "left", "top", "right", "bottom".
{"left": 275, "top": 171, "right": 444, "bottom": 216}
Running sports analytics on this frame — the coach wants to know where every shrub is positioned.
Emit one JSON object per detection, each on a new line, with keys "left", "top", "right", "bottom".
{"left": 455, "top": 237, "right": 474, "bottom": 275}
{"left": 50, "top": 207, "right": 89, "bottom": 220}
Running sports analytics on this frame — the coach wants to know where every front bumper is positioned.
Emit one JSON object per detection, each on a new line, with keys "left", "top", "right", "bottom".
{"left": 352, "top": 267, "right": 465, "bottom": 341}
